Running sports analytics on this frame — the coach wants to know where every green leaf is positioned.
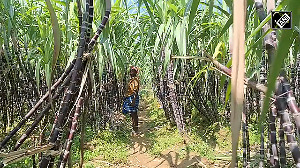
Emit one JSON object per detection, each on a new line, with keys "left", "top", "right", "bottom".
{"left": 219, "top": 14, "right": 232, "bottom": 38}
{"left": 101, "top": 21, "right": 110, "bottom": 44}
{"left": 188, "top": 0, "right": 200, "bottom": 34}
{"left": 45, "top": 0, "right": 61, "bottom": 74}
{"left": 167, "top": 1, "right": 178, "bottom": 13}
{"left": 175, "top": 21, "right": 186, "bottom": 56}
{"left": 247, "top": 14, "right": 271, "bottom": 42}
{"left": 213, "top": 42, "right": 224, "bottom": 59}
{"left": 223, "top": 0, "right": 232, "bottom": 11}
{"left": 35, "top": 59, "right": 41, "bottom": 95}
{"left": 225, "top": 80, "right": 231, "bottom": 107}
{"left": 143, "top": 0, "right": 155, "bottom": 23}
{"left": 245, "top": 28, "right": 272, "bottom": 58}
{"left": 97, "top": 44, "right": 104, "bottom": 81}
{"left": 45, "top": 63, "right": 52, "bottom": 88}
{"left": 208, "top": 0, "right": 214, "bottom": 20}
{"left": 199, "top": 2, "right": 230, "bottom": 17}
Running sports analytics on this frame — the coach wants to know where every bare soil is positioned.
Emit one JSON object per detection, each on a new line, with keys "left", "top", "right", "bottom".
{"left": 83, "top": 100, "right": 231, "bottom": 168}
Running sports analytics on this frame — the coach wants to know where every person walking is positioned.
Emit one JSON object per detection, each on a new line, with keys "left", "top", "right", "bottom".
{"left": 123, "top": 66, "right": 140, "bottom": 135}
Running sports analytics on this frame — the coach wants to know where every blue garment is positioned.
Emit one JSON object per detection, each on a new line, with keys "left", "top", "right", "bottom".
{"left": 122, "top": 94, "right": 139, "bottom": 114}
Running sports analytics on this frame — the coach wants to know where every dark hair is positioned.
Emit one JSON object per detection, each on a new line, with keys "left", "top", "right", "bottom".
{"left": 130, "top": 66, "right": 138, "bottom": 73}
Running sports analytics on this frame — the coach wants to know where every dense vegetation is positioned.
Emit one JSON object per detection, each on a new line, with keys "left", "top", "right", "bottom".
{"left": 0, "top": 0, "right": 299, "bottom": 167}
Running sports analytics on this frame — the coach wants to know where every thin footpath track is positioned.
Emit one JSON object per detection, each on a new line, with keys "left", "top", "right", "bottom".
{"left": 85, "top": 98, "right": 230, "bottom": 168}
{"left": 127, "top": 100, "right": 206, "bottom": 168}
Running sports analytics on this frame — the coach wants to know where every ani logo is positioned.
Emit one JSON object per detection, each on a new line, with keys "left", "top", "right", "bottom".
{"left": 271, "top": 11, "right": 292, "bottom": 29}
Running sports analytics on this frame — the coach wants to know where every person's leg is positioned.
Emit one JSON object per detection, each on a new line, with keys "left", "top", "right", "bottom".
{"left": 130, "top": 112, "right": 138, "bottom": 133}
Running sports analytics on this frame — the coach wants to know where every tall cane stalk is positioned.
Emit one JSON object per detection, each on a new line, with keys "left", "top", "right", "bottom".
{"left": 281, "top": 77, "right": 300, "bottom": 135}
{"left": 278, "top": 117, "right": 287, "bottom": 167}
{"left": 57, "top": 97, "right": 84, "bottom": 168}
{"left": 269, "top": 104, "right": 279, "bottom": 168}
{"left": 39, "top": 12, "right": 88, "bottom": 168}
{"left": 14, "top": 72, "right": 73, "bottom": 151}
{"left": 275, "top": 79, "right": 300, "bottom": 167}
{"left": 0, "top": 59, "right": 75, "bottom": 150}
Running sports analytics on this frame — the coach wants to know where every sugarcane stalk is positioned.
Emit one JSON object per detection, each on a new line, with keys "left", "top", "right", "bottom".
{"left": 76, "top": 0, "right": 82, "bottom": 32}
{"left": 242, "top": 106, "right": 247, "bottom": 168}
{"left": 32, "top": 154, "right": 36, "bottom": 168}
{"left": 88, "top": 0, "right": 111, "bottom": 51}
{"left": 295, "top": 54, "right": 300, "bottom": 102}
{"left": 39, "top": 13, "right": 87, "bottom": 168}
{"left": 269, "top": 104, "right": 279, "bottom": 168}
{"left": 79, "top": 101, "right": 87, "bottom": 168}
{"left": 167, "top": 60, "right": 186, "bottom": 134}
{"left": 86, "top": 0, "right": 94, "bottom": 43}
{"left": 58, "top": 60, "right": 91, "bottom": 168}
{"left": 259, "top": 123, "right": 265, "bottom": 168}
{"left": 246, "top": 101, "right": 250, "bottom": 166}
{"left": 58, "top": 97, "right": 84, "bottom": 168}
{"left": 280, "top": 76, "right": 300, "bottom": 135}
{"left": 276, "top": 79, "right": 300, "bottom": 167}
{"left": 254, "top": 0, "right": 266, "bottom": 25}
{"left": 13, "top": 72, "right": 72, "bottom": 150}
{"left": 259, "top": 52, "right": 267, "bottom": 168}
{"left": 278, "top": 117, "right": 287, "bottom": 167}
{"left": 48, "top": 157, "right": 55, "bottom": 168}
{"left": 158, "top": 47, "right": 173, "bottom": 123}
{"left": 0, "top": 59, "right": 75, "bottom": 150}
{"left": 254, "top": 1, "right": 281, "bottom": 167}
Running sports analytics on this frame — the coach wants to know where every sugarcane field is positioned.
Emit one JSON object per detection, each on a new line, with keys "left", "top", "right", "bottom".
{"left": 0, "top": 0, "right": 300, "bottom": 167}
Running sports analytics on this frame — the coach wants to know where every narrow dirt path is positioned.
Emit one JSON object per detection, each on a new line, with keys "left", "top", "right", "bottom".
{"left": 126, "top": 101, "right": 207, "bottom": 168}
{"left": 83, "top": 98, "right": 230, "bottom": 168}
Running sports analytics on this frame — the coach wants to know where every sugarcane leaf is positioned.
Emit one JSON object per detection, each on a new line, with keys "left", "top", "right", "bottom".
{"left": 208, "top": 0, "right": 213, "bottom": 20}
{"left": 45, "top": 0, "right": 61, "bottom": 74}
{"left": 247, "top": 14, "right": 271, "bottom": 41}
{"left": 213, "top": 42, "right": 224, "bottom": 59}
{"left": 35, "top": 59, "right": 41, "bottom": 95}
{"left": 154, "top": 33, "right": 161, "bottom": 54}
{"left": 167, "top": 1, "right": 178, "bottom": 13}
{"left": 184, "top": 0, "right": 192, "bottom": 17}
{"left": 190, "top": 65, "right": 208, "bottom": 87}
{"left": 220, "top": 74, "right": 227, "bottom": 90}
{"left": 175, "top": 21, "right": 186, "bottom": 56}
{"left": 101, "top": 21, "right": 110, "bottom": 44}
{"left": 97, "top": 44, "right": 104, "bottom": 81}
{"left": 245, "top": 28, "right": 272, "bottom": 58}
{"left": 65, "top": 49, "right": 76, "bottom": 69}
{"left": 223, "top": 0, "right": 232, "bottom": 11}
{"left": 219, "top": 14, "right": 232, "bottom": 38}
{"left": 295, "top": 26, "right": 300, "bottom": 34}
{"left": 226, "top": 58, "right": 232, "bottom": 68}
{"left": 199, "top": 2, "right": 230, "bottom": 17}
{"left": 143, "top": 0, "right": 155, "bottom": 24}
{"left": 188, "top": 0, "right": 200, "bottom": 34}
{"left": 163, "top": 26, "right": 174, "bottom": 73}
{"left": 163, "top": 44, "right": 171, "bottom": 73}
{"left": 45, "top": 63, "right": 51, "bottom": 88}
{"left": 225, "top": 80, "right": 231, "bottom": 107}
{"left": 138, "top": 0, "right": 142, "bottom": 13}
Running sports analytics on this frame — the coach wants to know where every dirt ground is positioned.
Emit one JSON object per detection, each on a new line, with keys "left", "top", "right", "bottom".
{"left": 84, "top": 100, "right": 231, "bottom": 168}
